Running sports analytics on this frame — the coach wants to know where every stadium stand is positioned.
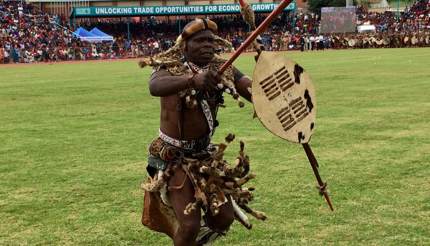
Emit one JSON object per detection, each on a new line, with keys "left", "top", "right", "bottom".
{"left": 1, "top": 0, "right": 429, "bottom": 64}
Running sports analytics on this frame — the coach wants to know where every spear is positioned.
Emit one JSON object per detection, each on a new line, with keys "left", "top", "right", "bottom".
{"left": 303, "top": 143, "right": 334, "bottom": 211}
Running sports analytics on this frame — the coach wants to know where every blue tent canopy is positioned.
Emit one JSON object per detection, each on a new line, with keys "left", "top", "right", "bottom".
{"left": 73, "top": 27, "right": 113, "bottom": 42}
{"left": 90, "top": 27, "right": 113, "bottom": 41}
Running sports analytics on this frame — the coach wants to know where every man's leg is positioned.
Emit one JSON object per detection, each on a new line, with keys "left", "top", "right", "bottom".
{"left": 168, "top": 166, "right": 201, "bottom": 246}
{"left": 205, "top": 197, "right": 235, "bottom": 233}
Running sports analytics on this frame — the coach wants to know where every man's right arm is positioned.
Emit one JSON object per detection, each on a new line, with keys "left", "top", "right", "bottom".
{"left": 149, "top": 69, "right": 193, "bottom": 97}
{"left": 149, "top": 69, "right": 220, "bottom": 97}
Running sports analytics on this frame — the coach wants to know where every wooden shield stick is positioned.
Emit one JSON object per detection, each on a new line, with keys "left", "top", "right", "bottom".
{"left": 252, "top": 52, "right": 334, "bottom": 211}
{"left": 234, "top": 1, "right": 335, "bottom": 211}
{"left": 218, "top": 0, "right": 293, "bottom": 74}
{"left": 303, "top": 143, "right": 334, "bottom": 211}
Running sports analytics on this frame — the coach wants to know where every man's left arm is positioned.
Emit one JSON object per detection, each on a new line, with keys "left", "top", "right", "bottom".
{"left": 233, "top": 67, "right": 252, "bottom": 103}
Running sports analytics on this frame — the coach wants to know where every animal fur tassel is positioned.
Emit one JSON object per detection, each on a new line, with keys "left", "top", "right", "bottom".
{"left": 239, "top": 0, "right": 256, "bottom": 30}
{"left": 141, "top": 134, "right": 266, "bottom": 229}
{"left": 179, "top": 134, "right": 266, "bottom": 228}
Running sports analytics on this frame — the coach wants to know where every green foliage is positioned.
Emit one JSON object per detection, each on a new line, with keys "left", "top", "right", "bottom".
{"left": 1, "top": 48, "right": 430, "bottom": 245}
{"left": 386, "top": 0, "right": 415, "bottom": 9}
{"left": 386, "top": 0, "right": 413, "bottom": 4}
{"left": 307, "top": 0, "right": 348, "bottom": 14}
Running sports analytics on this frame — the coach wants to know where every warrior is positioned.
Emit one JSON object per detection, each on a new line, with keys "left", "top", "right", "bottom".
{"left": 139, "top": 18, "right": 265, "bottom": 246}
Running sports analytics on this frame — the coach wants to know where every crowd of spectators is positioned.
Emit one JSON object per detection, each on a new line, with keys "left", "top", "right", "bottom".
{"left": 1, "top": 0, "right": 429, "bottom": 64}
{"left": 356, "top": 1, "right": 430, "bottom": 33}
{"left": 0, "top": 0, "right": 125, "bottom": 63}
{"left": 0, "top": 0, "right": 78, "bottom": 63}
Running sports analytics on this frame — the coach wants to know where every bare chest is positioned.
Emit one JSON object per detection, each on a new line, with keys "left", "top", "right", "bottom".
{"left": 159, "top": 94, "right": 219, "bottom": 140}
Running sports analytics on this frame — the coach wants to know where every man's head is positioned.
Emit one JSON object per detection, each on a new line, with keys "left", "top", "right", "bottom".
{"left": 181, "top": 18, "right": 218, "bottom": 66}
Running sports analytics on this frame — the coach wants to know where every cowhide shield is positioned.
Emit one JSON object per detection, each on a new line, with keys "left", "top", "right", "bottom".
{"left": 252, "top": 51, "right": 316, "bottom": 144}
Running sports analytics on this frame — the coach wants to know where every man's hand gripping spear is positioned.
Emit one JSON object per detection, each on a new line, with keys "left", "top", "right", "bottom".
{"left": 219, "top": 0, "right": 334, "bottom": 211}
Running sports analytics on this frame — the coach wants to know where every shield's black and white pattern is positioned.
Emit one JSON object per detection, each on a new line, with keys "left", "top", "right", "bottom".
{"left": 252, "top": 52, "right": 317, "bottom": 143}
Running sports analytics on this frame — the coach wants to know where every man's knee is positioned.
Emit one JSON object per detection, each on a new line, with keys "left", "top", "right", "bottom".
{"left": 206, "top": 207, "right": 235, "bottom": 232}
{"left": 178, "top": 220, "right": 201, "bottom": 238}
{"left": 218, "top": 212, "right": 235, "bottom": 231}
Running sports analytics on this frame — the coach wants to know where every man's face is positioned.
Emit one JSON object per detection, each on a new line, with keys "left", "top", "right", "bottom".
{"left": 184, "top": 30, "right": 216, "bottom": 66}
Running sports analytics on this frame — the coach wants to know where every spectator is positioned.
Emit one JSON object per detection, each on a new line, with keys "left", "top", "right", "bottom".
{"left": 0, "top": 44, "right": 4, "bottom": 63}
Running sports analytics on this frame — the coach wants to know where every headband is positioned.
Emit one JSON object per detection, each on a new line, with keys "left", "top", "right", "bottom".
{"left": 181, "top": 18, "right": 218, "bottom": 40}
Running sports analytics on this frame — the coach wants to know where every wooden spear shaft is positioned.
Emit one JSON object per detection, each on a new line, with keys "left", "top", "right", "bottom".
{"left": 218, "top": 0, "right": 293, "bottom": 74}
{"left": 303, "top": 143, "right": 334, "bottom": 211}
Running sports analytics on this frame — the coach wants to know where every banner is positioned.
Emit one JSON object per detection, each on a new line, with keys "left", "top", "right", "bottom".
{"left": 72, "top": 2, "right": 296, "bottom": 18}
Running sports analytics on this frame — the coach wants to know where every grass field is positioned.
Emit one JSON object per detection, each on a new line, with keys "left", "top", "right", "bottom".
{"left": 1, "top": 48, "right": 429, "bottom": 245}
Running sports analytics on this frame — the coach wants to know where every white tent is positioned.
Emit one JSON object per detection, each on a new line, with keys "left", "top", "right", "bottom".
{"left": 357, "top": 24, "right": 376, "bottom": 33}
